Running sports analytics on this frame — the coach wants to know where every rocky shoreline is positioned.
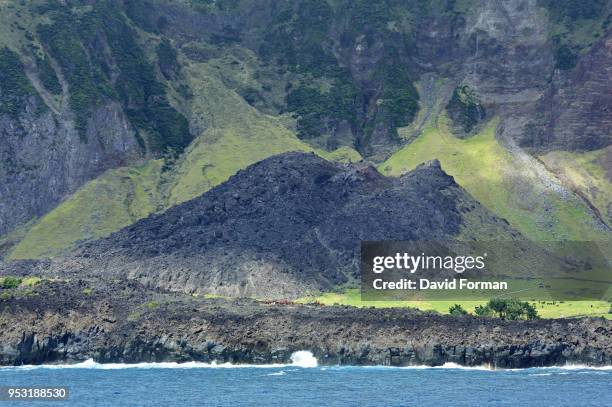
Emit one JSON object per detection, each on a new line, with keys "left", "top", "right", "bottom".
{"left": 0, "top": 279, "right": 610, "bottom": 368}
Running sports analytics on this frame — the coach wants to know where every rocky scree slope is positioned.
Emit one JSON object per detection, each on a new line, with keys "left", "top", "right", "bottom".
{"left": 11, "top": 152, "right": 519, "bottom": 298}
{"left": 0, "top": 278, "right": 610, "bottom": 367}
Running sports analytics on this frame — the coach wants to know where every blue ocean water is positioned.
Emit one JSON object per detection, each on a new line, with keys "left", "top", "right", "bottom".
{"left": 0, "top": 354, "right": 610, "bottom": 407}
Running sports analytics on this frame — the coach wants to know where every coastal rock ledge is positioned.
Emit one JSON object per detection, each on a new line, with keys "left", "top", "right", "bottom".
{"left": 0, "top": 280, "right": 610, "bottom": 369}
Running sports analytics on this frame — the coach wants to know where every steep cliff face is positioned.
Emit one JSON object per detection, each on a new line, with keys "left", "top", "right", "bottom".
{"left": 0, "top": 46, "right": 141, "bottom": 235}
{"left": 448, "top": 0, "right": 554, "bottom": 146}
{"left": 527, "top": 33, "right": 612, "bottom": 151}
{"left": 119, "top": 0, "right": 611, "bottom": 154}
{"left": 414, "top": 0, "right": 611, "bottom": 152}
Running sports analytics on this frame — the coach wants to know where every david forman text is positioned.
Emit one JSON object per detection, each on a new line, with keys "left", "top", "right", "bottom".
{"left": 372, "top": 278, "right": 508, "bottom": 290}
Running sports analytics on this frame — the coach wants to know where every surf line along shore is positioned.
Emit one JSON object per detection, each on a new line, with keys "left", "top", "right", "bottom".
{"left": 372, "top": 278, "right": 508, "bottom": 290}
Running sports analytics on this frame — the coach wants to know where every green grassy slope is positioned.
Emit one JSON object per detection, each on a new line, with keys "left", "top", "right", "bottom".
{"left": 381, "top": 116, "right": 610, "bottom": 242}
{"left": 8, "top": 53, "right": 361, "bottom": 260}
{"left": 297, "top": 289, "right": 612, "bottom": 319}
{"left": 540, "top": 146, "right": 612, "bottom": 229}
{"left": 166, "top": 60, "right": 360, "bottom": 207}
{"left": 10, "top": 161, "right": 164, "bottom": 259}
{"left": 0, "top": 1, "right": 47, "bottom": 53}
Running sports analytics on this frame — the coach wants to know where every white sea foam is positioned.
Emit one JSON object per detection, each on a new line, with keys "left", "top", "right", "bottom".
{"left": 349, "top": 363, "right": 495, "bottom": 371}
{"left": 405, "top": 363, "right": 612, "bottom": 372}
{"left": 434, "top": 362, "right": 494, "bottom": 370}
{"left": 0, "top": 351, "right": 319, "bottom": 370}
{"left": 418, "top": 363, "right": 612, "bottom": 372}
{"left": 339, "top": 362, "right": 612, "bottom": 372}
{"left": 266, "top": 371, "right": 286, "bottom": 376}
{"left": 0, "top": 359, "right": 232, "bottom": 370}
{"left": 555, "top": 364, "right": 612, "bottom": 370}
{"left": 0, "top": 353, "right": 609, "bottom": 372}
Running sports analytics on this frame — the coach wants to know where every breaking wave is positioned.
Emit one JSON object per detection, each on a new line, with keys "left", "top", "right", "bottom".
{"left": 290, "top": 351, "right": 318, "bottom": 368}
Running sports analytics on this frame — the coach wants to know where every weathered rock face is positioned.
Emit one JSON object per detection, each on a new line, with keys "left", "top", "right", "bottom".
{"left": 412, "top": 1, "right": 610, "bottom": 152}
{"left": 11, "top": 152, "right": 517, "bottom": 298}
{"left": 129, "top": 0, "right": 610, "bottom": 155}
{"left": 415, "top": 0, "right": 553, "bottom": 91}
{"left": 427, "top": 1, "right": 612, "bottom": 152}
{"left": 446, "top": 0, "right": 555, "bottom": 146}
{"left": 525, "top": 33, "right": 612, "bottom": 151}
{"left": 0, "top": 97, "right": 141, "bottom": 236}
{"left": 0, "top": 279, "right": 610, "bottom": 368}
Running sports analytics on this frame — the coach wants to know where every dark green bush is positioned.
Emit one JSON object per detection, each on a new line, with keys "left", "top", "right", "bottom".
{"left": 446, "top": 85, "right": 485, "bottom": 135}
{"left": 378, "top": 56, "right": 419, "bottom": 130}
{"left": 555, "top": 45, "right": 578, "bottom": 70}
{"left": 156, "top": 38, "right": 180, "bottom": 80}
{"left": 0, "top": 276, "right": 23, "bottom": 289}
{"left": 0, "top": 47, "right": 39, "bottom": 118}
{"left": 36, "top": 55, "right": 62, "bottom": 95}
{"left": 474, "top": 304, "right": 495, "bottom": 317}
{"left": 449, "top": 304, "right": 468, "bottom": 316}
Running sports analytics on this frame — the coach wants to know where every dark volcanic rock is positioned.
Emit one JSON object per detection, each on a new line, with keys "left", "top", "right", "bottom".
{"left": 0, "top": 279, "right": 609, "bottom": 368}
{"left": 8, "top": 152, "right": 517, "bottom": 298}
